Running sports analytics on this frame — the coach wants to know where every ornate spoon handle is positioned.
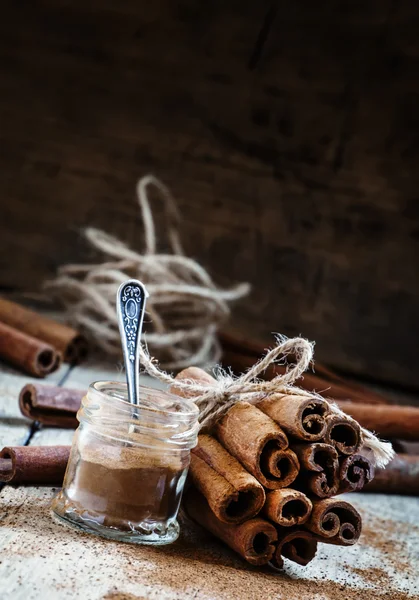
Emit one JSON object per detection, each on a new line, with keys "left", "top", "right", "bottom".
{"left": 116, "top": 279, "right": 149, "bottom": 406}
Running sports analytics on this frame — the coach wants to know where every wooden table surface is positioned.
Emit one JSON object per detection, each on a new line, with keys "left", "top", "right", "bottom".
{"left": 0, "top": 360, "right": 418, "bottom": 600}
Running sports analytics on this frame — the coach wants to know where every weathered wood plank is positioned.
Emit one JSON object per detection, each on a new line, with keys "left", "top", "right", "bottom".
{"left": 0, "top": 1, "right": 418, "bottom": 387}
{"left": 0, "top": 489, "right": 417, "bottom": 600}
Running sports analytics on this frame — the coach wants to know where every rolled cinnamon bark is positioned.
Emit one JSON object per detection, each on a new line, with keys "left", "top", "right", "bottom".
{"left": 337, "top": 401, "right": 419, "bottom": 442}
{"left": 338, "top": 454, "right": 375, "bottom": 493}
{"left": 258, "top": 394, "right": 330, "bottom": 442}
{"left": 363, "top": 454, "right": 419, "bottom": 495}
{"left": 0, "top": 445, "right": 70, "bottom": 484}
{"left": 173, "top": 367, "right": 299, "bottom": 490}
{"left": 271, "top": 528, "right": 318, "bottom": 569}
{"left": 292, "top": 443, "right": 339, "bottom": 498}
{"left": 190, "top": 434, "right": 265, "bottom": 524}
{"left": 19, "top": 383, "right": 84, "bottom": 427}
{"left": 0, "top": 322, "right": 61, "bottom": 377}
{"left": 216, "top": 403, "right": 300, "bottom": 489}
{"left": 0, "top": 297, "right": 88, "bottom": 363}
{"left": 263, "top": 489, "right": 312, "bottom": 527}
{"left": 324, "top": 414, "right": 361, "bottom": 455}
{"left": 306, "top": 498, "right": 362, "bottom": 546}
{"left": 184, "top": 488, "right": 278, "bottom": 566}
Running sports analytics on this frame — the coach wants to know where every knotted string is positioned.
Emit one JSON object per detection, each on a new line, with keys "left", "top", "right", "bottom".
{"left": 138, "top": 334, "right": 394, "bottom": 468}
{"left": 45, "top": 175, "right": 250, "bottom": 369}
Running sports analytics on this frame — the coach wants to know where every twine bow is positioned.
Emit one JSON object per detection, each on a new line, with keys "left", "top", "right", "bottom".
{"left": 139, "top": 334, "right": 394, "bottom": 469}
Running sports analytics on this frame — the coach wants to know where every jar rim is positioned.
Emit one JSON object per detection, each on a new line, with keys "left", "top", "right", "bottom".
{"left": 88, "top": 380, "right": 199, "bottom": 421}
{"left": 80, "top": 381, "right": 199, "bottom": 450}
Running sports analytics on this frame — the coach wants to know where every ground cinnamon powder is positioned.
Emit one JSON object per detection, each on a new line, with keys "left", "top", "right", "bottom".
{"left": 63, "top": 444, "right": 188, "bottom": 528}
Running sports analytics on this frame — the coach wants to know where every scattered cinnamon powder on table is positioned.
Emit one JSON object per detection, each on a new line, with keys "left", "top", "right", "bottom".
{"left": 115, "top": 517, "right": 418, "bottom": 600}
{"left": 359, "top": 514, "right": 418, "bottom": 577}
{"left": 350, "top": 566, "right": 396, "bottom": 587}
{"left": 103, "top": 594, "right": 148, "bottom": 600}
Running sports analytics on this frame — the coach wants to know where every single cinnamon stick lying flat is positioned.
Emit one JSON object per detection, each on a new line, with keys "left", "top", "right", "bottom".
{"left": 363, "top": 454, "right": 419, "bottom": 495}
{"left": 258, "top": 394, "right": 330, "bottom": 442}
{"left": 324, "top": 414, "right": 361, "bottom": 455}
{"left": 337, "top": 401, "right": 419, "bottom": 442}
{"left": 263, "top": 489, "right": 312, "bottom": 527}
{"left": 190, "top": 434, "right": 265, "bottom": 524}
{"left": 0, "top": 297, "right": 88, "bottom": 363}
{"left": 272, "top": 528, "right": 318, "bottom": 569}
{"left": 0, "top": 445, "right": 70, "bottom": 484}
{"left": 19, "top": 383, "right": 84, "bottom": 427}
{"left": 173, "top": 367, "right": 300, "bottom": 490}
{"left": 183, "top": 488, "right": 277, "bottom": 566}
{"left": 220, "top": 330, "right": 388, "bottom": 405}
{"left": 0, "top": 322, "right": 61, "bottom": 377}
{"left": 292, "top": 443, "right": 339, "bottom": 498}
{"left": 306, "top": 498, "right": 362, "bottom": 546}
{"left": 338, "top": 454, "right": 375, "bottom": 493}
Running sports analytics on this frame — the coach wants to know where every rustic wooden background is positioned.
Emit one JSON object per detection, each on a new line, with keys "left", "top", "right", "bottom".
{"left": 0, "top": 1, "right": 418, "bottom": 388}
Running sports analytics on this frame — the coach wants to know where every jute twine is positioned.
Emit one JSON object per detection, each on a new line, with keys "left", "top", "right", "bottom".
{"left": 45, "top": 175, "right": 250, "bottom": 369}
{"left": 138, "top": 334, "right": 394, "bottom": 468}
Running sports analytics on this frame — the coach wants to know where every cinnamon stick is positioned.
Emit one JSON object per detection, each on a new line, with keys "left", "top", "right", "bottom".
{"left": 337, "top": 401, "right": 419, "bottom": 442}
{"left": 272, "top": 528, "right": 318, "bottom": 569}
{"left": 189, "top": 434, "right": 265, "bottom": 524}
{"left": 0, "top": 322, "right": 61, "bottom": 377}
{"left": 258, "top": 394, "right": 330, "bottom": 442}
{"left": 263, "top": 489, "right": 312, "bottom": 527}
{"left": 324, "top": 414, "right": 361, "bottom": 455}
{"left": 363, "top": 454, "right": 419, "bottom": 495}
{"left": 183, "top": 488, "right": 278, "bottom": 566}
{"left": 0, "top": 297, "right": 88, "bottom": 363}
{"left": 220, "top": 330, "right": 388, "bottom": 405}
{"left": 338, "top": 454, "right": 375, "bottom": 493}
{"left": 216, "top": 403, "right": 300, "bottom": 489}
{"left": 173, "top": 367, "right": 300, "bottom": 490}
{"left": 19, "top": 383, "right": 84, "bottom": 427}
{"left": 306, "top": 498, "right": 362, "bottom": 546}
{"left": 292, "top": 443, "right": 339, "bottom": 498}
{"left": 0, "top": 445, "right": 70, "bottom": 485}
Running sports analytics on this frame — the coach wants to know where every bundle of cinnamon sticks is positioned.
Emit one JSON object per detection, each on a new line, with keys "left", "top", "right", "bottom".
{"left": 172, "top": 367, "right": 370, "bottom": 568}
{"left": 0, "top": 298, "right": 88, "bottom": 376}
{"left": 11, "top": 377, "right": 419, "bottom": 500}
{"left": 2, "top": 365, "right": 419, "bottom": 572}
{"left": 220, "top": 331, "right": 419, "bottom": 497}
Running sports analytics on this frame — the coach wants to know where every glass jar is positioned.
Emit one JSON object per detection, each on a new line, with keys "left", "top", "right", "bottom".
{"left": 52, "top": 381, "right": 199, "bottom": 545}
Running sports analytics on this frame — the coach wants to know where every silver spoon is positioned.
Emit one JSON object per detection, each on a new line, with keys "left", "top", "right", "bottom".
{"left": 116, "top": 279, "right": 149, "bottom": 405}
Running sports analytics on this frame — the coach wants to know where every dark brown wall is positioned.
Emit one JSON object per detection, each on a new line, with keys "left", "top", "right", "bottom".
{"left": 1, "top": 1, "right": 418, "bottom": 387}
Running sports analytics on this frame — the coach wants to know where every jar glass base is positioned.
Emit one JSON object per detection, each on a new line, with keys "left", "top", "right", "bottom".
{"left": 51, "top": 492, "right": 180, "bottom": 546}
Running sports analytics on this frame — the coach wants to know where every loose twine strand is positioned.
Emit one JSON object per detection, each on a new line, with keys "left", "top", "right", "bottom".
{"left": 45, "top": 175, "right": 393, "bottom": 468}
{"left": 138, "top": 334, "right": 394, "bottom": 468}
{"left": 45, "top": 175, "right": 250, "bottom": 369}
